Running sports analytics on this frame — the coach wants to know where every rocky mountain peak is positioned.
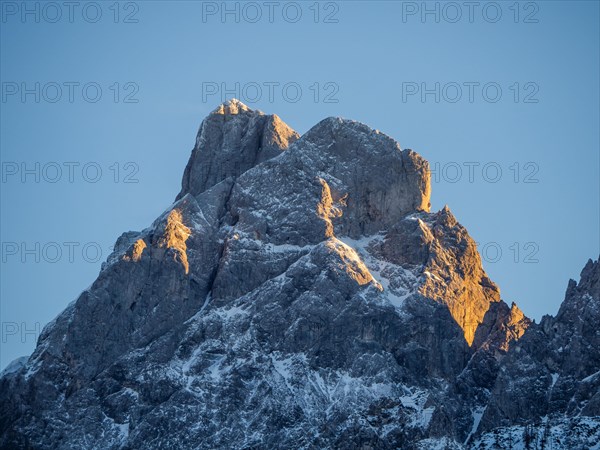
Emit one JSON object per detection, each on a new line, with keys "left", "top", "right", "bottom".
{"left": 2, "top": 102, "right": 597, "bottom": 450}
{"left": 577, "top": 257, "right": 600, "bottom": 301}
{"left": 210, "top": 98, "right": 253, "bottom": 115}
{"left": 282, "top": 116, "right": 431, "bottom": 237}
{"left": 545, "top": 257, "right": 600, "bottom": 334}
{"left": 177, "top": 99, "right": 299, "bottom": 199}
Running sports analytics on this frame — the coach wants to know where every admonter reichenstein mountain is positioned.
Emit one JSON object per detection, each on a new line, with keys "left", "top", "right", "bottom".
{"left": 1, "top": 100, "right": 598, "bottom": 449}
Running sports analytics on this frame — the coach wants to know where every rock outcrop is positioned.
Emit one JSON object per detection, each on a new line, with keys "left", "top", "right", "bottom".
{"left": 480, "top": 258, "right": 600, "bottom": 430}
{"left": 177, "top": 99, "right": 299, "bottom": 199}
{"left": 0, "top": 100, "right": 597, "bottom": 449}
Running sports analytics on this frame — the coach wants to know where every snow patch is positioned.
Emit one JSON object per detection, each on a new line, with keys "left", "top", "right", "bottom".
{"left": 340, "top": 234, "right": 419, "bottom": 309}
{"left": 464, "top": 406, "right": 487, "bottom": 445}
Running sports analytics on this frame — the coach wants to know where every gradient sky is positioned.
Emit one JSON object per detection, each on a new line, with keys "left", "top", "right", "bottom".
{"left": 1, "top": 1, "right": 599, "bottom": 369}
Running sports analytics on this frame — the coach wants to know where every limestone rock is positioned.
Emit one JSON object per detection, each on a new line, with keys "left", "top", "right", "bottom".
{"left": 177, "top": 99, "right": 299, "bottom": 199}
{"left": 1, "top": 100, "right": 597, "bottom": 450}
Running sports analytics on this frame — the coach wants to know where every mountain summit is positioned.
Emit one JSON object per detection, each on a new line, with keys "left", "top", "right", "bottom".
{"left": 177, "top": 99, "right": 299, "bottom": 199}
{"left": 1, "top": 101, "right": 598, "bottom": 449}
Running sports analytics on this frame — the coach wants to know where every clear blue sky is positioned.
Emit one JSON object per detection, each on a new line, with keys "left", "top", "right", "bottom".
{"left": 1, "top": 1, "right": 599, "bottom": 369}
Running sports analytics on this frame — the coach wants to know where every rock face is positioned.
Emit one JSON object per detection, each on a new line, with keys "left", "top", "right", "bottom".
{"left": 177, "top": 99, "right": 299, "bottom": 199}
{"left": 383, "top": 207, "right": 502, "bottom": 346}
{"left": 1, "top": 100, "right": 598, "bottom": 449}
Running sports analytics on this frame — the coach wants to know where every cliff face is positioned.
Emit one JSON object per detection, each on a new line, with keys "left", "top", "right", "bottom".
{"left": 384, "top": 207, "right": 504, "bottom": 346}
{"left": 1, "top": 100, "right": 597, "bottom": 450}
{"left": 177, "top": 99, "right": 299, "bottom": 200}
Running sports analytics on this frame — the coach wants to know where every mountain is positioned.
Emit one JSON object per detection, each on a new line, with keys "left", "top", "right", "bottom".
{"left": 1, "top": 100, "right": 598, "bottom": 449}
